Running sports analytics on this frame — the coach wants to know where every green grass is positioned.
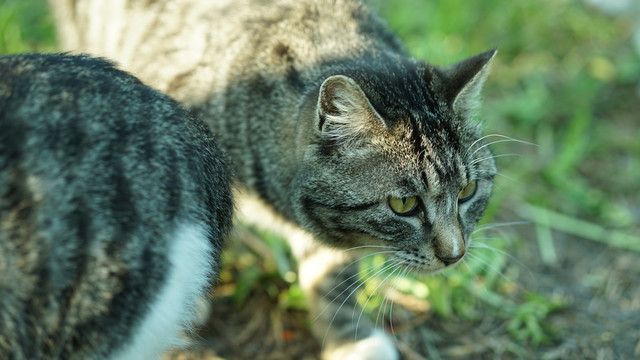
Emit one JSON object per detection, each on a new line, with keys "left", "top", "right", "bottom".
{"left": 0, "top": 0, "right": 56, "bottom": 53}
{"left": 372, "top": 0, "right": 640, "bottom": 349}
{"left": 3, "top": 0, "right": 639, "bottom": 354}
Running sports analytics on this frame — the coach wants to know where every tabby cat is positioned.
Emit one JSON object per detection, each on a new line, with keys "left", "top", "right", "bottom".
{"left": 50, "top": 0, "right": 498, "bottom": 358}
{"left": 0, "top": 53, "right": 233, "bottom": 359}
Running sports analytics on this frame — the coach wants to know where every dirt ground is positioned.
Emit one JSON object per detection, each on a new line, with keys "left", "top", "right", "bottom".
{"left": 165, "top": 219, "right": 640, "bottom": 360}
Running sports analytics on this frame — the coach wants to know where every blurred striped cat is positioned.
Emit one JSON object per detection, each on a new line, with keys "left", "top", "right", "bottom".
{"left": 0, "top": 53, "right": 233, "bottom": 359}
{"left": 49, "top": 0, "right": 498, "bottom": 358}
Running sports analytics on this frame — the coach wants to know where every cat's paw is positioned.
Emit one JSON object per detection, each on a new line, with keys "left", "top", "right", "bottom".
{"left": 323, "top": 329, "right": 399, "bottom": 360}
{"left": 192, "top": 294, "right": 213, "bottom": 326}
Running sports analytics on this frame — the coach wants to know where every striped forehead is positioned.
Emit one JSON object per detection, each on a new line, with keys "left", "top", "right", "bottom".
{"left": 405, "top": 115, "right": 468, "bottom": 192}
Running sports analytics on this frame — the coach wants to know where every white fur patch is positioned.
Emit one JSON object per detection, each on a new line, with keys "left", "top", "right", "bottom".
{"left": 326, "top": 329, "right": 399, "bottom": 360}
{"left": 110, "top": 221, "right": 215, "bottom": 360}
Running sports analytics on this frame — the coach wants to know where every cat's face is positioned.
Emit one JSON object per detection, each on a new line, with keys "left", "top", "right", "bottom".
{"left": 293, "top": 51, "right": 497, "bottom": 273}
{"left": 296, "top": 115, "right": 495, "bottom": 273}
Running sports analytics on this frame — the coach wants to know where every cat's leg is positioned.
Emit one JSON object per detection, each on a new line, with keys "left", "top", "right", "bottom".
{"left": 289, "top": 234, "right": 399, "bottom": 360}
{"left": 236, "top": 192, "right": 398, "bottom": 359}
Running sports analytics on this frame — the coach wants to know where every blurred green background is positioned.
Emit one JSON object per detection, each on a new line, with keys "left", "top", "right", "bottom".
{"left": 2, "top": 0, "right": 639, "bottom": 356}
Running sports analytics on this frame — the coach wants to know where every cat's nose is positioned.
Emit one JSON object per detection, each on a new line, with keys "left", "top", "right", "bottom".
{"left": 437, "top": 254, "right": 464, "bottom": 266}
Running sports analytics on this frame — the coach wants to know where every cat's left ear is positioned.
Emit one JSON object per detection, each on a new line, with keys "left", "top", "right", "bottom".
{"left": 316, "top": 75, "right": 386, "bottom": 142}
{"left": 440, "top": 49, "right": 497, "bottom": 116}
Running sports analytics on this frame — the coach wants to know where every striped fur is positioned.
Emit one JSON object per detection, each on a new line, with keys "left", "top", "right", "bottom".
{"left": 49, "top": 0, "right": 498, "bottom": 358}
{"left": 0, "top": 53, "right": 233, "bottom": 359}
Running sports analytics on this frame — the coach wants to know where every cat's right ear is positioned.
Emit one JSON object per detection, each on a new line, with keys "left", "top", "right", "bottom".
{"left": 439, "top": 49, "right": 497, "bottom": 117}
{"left": 316, "top": 75, "right": 385, "bottom": 142}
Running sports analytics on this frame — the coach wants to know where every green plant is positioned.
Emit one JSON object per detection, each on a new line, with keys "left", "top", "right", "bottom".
{"left": 0, "top": 0, "right": 55, "bottom": 54}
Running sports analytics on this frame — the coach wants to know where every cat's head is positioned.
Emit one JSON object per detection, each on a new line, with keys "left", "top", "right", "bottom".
{"left": 293, "top": 50, "right": 497, "bottom": 273}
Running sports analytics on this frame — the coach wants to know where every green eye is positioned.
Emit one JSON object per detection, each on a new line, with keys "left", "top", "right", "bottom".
{"left": 389, "top": 196, "right": 419, "bottom": 215}
{"left": 458, "top": 180, "right": 477, "bottom": 203}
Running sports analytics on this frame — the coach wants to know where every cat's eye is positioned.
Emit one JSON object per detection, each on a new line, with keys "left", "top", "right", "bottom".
{"left": 389, "top": 196, "right": 419, "bottom": 215}
{"left": 458, "top": 181, "right": 477, "bottom": 203}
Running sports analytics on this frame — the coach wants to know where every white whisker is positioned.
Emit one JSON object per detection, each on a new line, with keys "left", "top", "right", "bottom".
{"left": 469, "top": 138, "right": 527, "bottom": 159}
{"left": 320, "top": 259, "right": 401, "bottom": 350}
{"left": 343, "top": 245, "right": 399, "bottom": 252}
{"left": 464, "top": 133, "right": 507, "bottom": 157}
{"left": 375, "top": 266, "right": 406, "bottom": 329}
{"left": 314, "top": 255, "right": 395, "bottom": 327}
{"left": 470, "top": 241, "right": 532, "bottom": 273}
{"left": 466, "top": 134, "right": 538, "bottom": 160}
{"left": 350, "top": 258, "right": 404, "bottom": 315}
{"left": 354, "top": 263, "right": 403, "bottom": 341}
{"left": 465, "top": 133, "right": 536, "bottom": 158}
{"left": 473, "top": 221, "right": 530, "bottom": 234}
{"left": 326, "top": 250, "right": 400, "bottom": 297}
{"left": 494, "top": 172, "right": 524, "bottom": 184}
{"left": 464, "top": 251, "right": 512, "bottom": 283}
{"left": 461, "top": 257, "right": 472, "bottom": 272}
{"left": 388, "top": 267, "right": 411, "bottom": 348}
{"left": 470, "top": 153, "right": 522, "bottom": 166}
{"left": 470, "top": 236, "right": 507, "bottom": 243}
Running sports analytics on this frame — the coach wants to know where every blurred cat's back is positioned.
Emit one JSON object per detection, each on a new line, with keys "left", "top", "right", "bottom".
{"left": 0, "top": 53, "right": 233, "bottom": 359}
